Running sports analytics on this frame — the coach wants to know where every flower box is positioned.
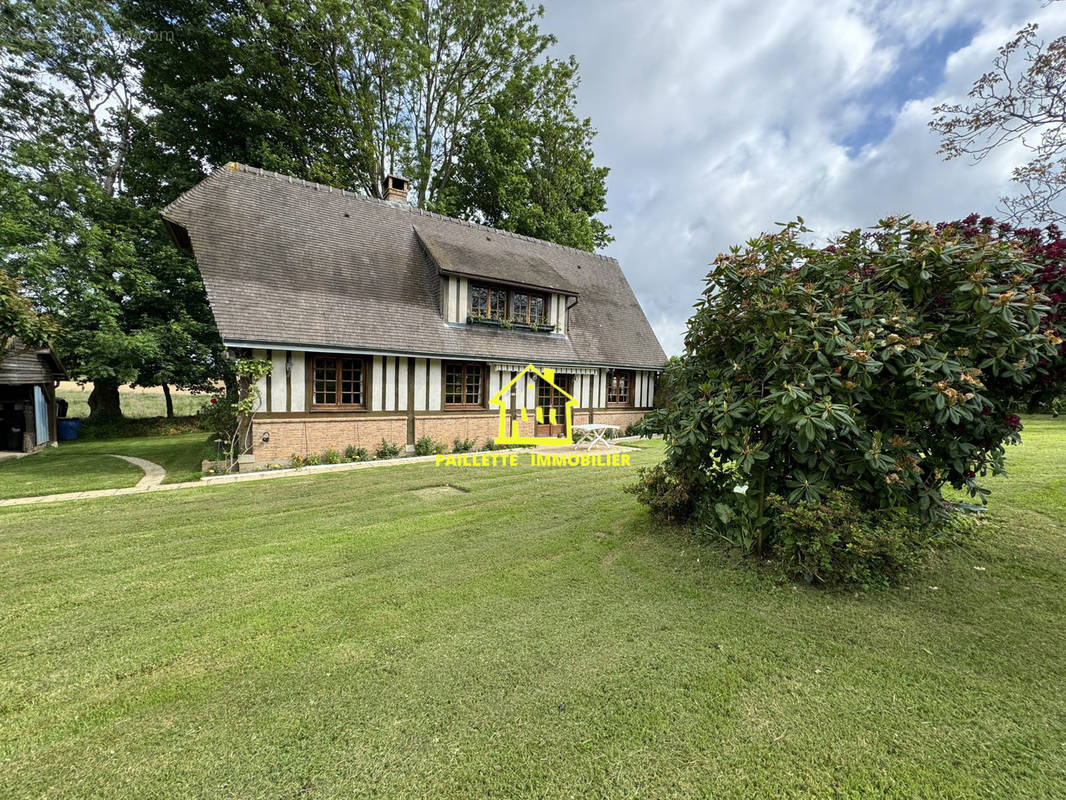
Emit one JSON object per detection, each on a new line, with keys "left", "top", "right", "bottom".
{"left": 466, "top": 316, "right": 557, "bottom": 333}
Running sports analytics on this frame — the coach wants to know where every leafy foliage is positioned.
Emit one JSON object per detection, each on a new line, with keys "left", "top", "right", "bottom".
{"left": 0, "top": 0, "right": 225, "bottom": 416}
{"left": 767, "top": 491, "right": 943, "bottom": 590}
{"left": 197, "top": 391, "right": 237, "bottom": 443}
{"left": 645, "top": 217, "right": 1066, "bottom": 547}
{"left": 415, "top": 436, "right": 447, "bottom": 456}
{"left": 0, "top": 272, "right": 53, "bottom": 357}
{"left": 374, "top": 439, "right": 402, "bottom": 460}
{"left": 344, "top": 445, "right": 369, "bottom": 462}
{"left": 625, "top": 462, "right": 696, "bottom": 523}
{"left": 451, "top": 437, "right": 477, "bottom": 453}
{"left": 942, "top": 214, "right": 1066, "bottom": 411}
{"left": 130, "top": 0, "right": 610, "bottom": 250}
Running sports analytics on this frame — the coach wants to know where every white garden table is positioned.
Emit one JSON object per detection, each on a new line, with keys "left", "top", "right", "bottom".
{"left": 572, "top": 423, "right": 620, "bottom": 451}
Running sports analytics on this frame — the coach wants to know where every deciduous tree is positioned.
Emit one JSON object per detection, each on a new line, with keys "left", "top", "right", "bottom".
{"left": 930, "top": 21, "right": 1066, "bottom": 225}
{"left": 129, "top": 0, "right": 611, "bottom": 249}
{"left": 0, "top": 0, "right": 223, "bottom": 418}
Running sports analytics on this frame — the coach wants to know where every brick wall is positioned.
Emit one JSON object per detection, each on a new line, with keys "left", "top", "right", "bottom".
{"left": 252, "top": 416, "right": 407, "bottom": 463}
{"left": 252, "top": 407, "right": 653, "bottom": 463}
{"left": 592, "top": 409, "right": 649, "bottom": 431}
{"left": 415, "top": 413, "right": 500, "bottom": 447}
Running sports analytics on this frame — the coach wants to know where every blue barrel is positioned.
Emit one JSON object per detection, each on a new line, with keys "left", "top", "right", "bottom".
{"left": 57, "top": 418, "right": 82, "bottom": 441}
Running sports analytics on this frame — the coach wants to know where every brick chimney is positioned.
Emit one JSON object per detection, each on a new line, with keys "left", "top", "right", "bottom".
{"left": 384, "top": 174, "right": 409, "bottom": 203}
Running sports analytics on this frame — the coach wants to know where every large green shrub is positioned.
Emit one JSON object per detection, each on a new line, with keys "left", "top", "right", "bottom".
{"left": 767, "top": 491, "right": 938, "bottom": 589}
{"left": 642, "top": 217, "right": 1064, "bottom": 563}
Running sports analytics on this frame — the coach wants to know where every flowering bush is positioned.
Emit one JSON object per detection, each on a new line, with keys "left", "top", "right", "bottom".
{"left": 374, "top": 439, "right": 401, "bottom": 460}
{"left": 641, "top": 216, "right": 1065, "bottom": 563}
{"left": 414, "top": 436, "right": 447, "bottom": 456}
{"left": 344, "top": 445, "right": 369, "bottom": 462}
{"left": 197, "top": 388, "right": 237, "bottom": 442}
{"left": 937, "top": 215, "right": 1066, "bottom": 411}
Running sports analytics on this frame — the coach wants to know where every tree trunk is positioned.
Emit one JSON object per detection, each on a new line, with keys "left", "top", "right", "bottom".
{"left": 87, "top": 378, "right": 123, "bottom": 421}
{"left": 162, "top": 383, "right": 174, "bottom": 418}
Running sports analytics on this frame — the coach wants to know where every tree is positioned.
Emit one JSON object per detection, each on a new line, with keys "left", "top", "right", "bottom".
{"left": 0, "top": 0, "right": 224, "bottom": 418}
{"left": 432, "top": 58, "right": 611, "bottom": 250}
{"left": 129, "top": 0, "right": 611, "bottom": 250}
{"left": 930, "top": 21, "right": 1066, "bottom": 225}
{"left": 0, "top": 272, "right": 54, "bottom": 359}
{"left": 635, "top": 217, "right": 1066, "bottom": 569}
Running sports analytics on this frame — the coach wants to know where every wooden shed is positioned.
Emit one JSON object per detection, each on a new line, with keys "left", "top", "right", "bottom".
{"left": 0, "top": 339, "right": 67, "bottom": 453}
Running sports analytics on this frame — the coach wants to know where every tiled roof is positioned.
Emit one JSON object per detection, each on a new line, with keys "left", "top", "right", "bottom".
{"left": 161, "top": 163, "right": 667, "bottom": 369}
{"left": 414, "top": 226, "right": 577, "bottom": 295}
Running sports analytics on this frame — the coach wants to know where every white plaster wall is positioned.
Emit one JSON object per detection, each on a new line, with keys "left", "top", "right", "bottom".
{"left": 488, "top": 369, "right": 507, "bottom": 409}
{"left": 384, "top": 356, "right": 396, "bottom": 411}
{"left": 270, "top": 350, "right": 287, "bottom": 412}
{"left": 372, "top": 356, "right": 384, "bottom": 411}
{"left": 396, "top": 357, "right": 408, "bottom": 412}
{"left": 523, "top": 373, "right": 537, "bottom": 409}
{"left": 290, "top": 352, "right": 305, "bottom": 411}
{"left": 413, "top": 358, "right": 427, "bottom": 411}
{"left": 457, "top": 278, "right": 469, "bottom": 321}
{"left": 427, "top": 359, "right": 442, "bottom": 411}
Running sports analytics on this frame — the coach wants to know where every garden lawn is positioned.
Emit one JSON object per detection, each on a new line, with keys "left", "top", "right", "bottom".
{"left": 0, "top": 452, "right": 142, "bottom": 499}
{"left": 1, "top": 423, "right": 1064, "bottom": 798}
{"left": 0, "top": 433, "right": 209, "bottom": 498}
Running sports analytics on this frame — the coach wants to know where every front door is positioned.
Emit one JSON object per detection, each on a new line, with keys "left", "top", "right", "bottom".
{"left": 535, "top": 375, "right": 571, "bottom": 438}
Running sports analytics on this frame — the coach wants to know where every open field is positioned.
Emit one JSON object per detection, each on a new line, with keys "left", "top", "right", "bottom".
{"left": 0, "top": 423, "right": 1064, "bottom": 797}
{"left": 56, "top": 383, "right": 204, "bottom": 419}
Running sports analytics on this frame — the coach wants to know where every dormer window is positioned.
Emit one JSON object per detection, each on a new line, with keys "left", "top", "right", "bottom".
{"left": 470, "top": 284, "right": 509, "bottom": 320}
{"left": 469, "top": 281, "right": 548, "bottom": 326}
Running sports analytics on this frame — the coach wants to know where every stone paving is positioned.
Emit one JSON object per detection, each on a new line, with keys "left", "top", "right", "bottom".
{"left": 111, "top": 454, "right": 166, "bottom": 489}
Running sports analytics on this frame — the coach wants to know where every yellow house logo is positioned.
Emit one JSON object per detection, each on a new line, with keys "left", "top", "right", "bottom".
{"left": 490, "top": 364, "right": 575, "bottom": 446}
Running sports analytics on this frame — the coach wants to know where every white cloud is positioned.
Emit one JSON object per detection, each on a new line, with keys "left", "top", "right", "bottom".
{"left": 541, "top": 0, "right": 1066, "bottom": 355}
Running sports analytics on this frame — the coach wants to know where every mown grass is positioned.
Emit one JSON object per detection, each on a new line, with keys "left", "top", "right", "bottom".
{"left": 56, "top": 387, "right": 204, "bottom": 419}
{"left": 0, "top": 423, "right": 1064, "bottom": 797}
{"left": 0, "top": 433, "right": 210, "bottom": 497}
{"left": 0, "top": 452, "right": 142, "bottom": 499}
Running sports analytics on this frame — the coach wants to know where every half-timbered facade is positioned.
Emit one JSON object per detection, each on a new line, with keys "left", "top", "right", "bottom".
{"left": 162, "top": 163, "right": 667, "bottom": 464}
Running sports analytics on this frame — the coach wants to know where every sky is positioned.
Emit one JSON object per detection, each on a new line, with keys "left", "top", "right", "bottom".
{"left": 539, "top": 0, "right": 1066, "bottom": 356}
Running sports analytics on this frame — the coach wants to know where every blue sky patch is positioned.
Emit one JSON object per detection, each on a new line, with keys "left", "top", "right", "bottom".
{"left": 841, "top": 23, "right": 980, "bottom": 155}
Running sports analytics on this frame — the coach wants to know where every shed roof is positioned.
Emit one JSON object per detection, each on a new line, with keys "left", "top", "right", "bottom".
{"left": 0, "top": 339, "right": 66, "bottom": 384}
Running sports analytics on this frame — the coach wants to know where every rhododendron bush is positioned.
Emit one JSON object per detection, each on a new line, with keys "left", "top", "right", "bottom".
{"left": 641, "top": 216, "right": 1066, "bottom": 553}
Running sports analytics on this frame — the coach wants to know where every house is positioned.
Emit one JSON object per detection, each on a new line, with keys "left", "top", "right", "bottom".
{"left": 490, "top": 365, "right": 577, "bottom": 445}
{"left": 0, "top": 339, "right": 67, "bottom": 454}
{"left": 161, "top": 163, "right": 666, "bottom": 464}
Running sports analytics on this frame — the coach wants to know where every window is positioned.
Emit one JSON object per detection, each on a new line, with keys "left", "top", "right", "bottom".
{"left": 444, "top": 362, "right": 485, "bottom": 409}
{"left": 470, "top": 284, "right": 508, "bottom": 320}
{"left": 606, "top": 370, "right": 634, "bottom": 407}
{"left": 312, "top": 355, "right": 366, "bottom": 408}
{"left": 469, "top": 282, "right": 548, "bottom": 325}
